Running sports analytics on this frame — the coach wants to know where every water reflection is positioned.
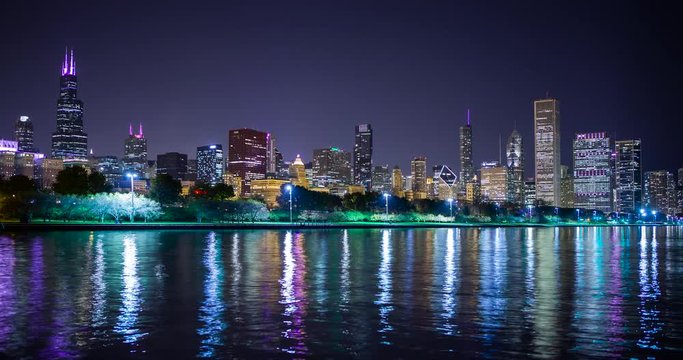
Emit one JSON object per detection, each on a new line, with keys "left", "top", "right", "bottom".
{"left": 114, "top": 234, "right": 145, "bottom": 345}
{"left": 91, "top": 236, "right": 106, "bottom": 330}
{"left": 198, "top": 232, "right": 226, "bottom": 357}
{"left": 279, "top": 231, "right": 308, "bottom": 355}
{"left": 0, "top": 236, "right": 16, "bottom": 346}
{"left": 439, "top": 229, "right": 459, "bottom": 335}
{"left": 375, "top": 229, "right": 393, "bottom": 344}
{"left": 340, "top": 230, "right": 350, "bottom": 308}
{"left": 638, "top": 227, "right": 663, "bottom": 350}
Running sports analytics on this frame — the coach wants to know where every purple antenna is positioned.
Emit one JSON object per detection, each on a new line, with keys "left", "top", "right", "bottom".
{"left": 129, "top": 123, "right": 133, "bottom": 136}
{"left": 62, "top": 48, "right": 68, "bottom": 75}
{"left": 139, "top": 123, "right": 143, "bottom": 136}
{"left": 69, "top": 49, "right": 74, "bottom": 75}
{"left": 467, "top": 108, "right": 471, "bottom": 126}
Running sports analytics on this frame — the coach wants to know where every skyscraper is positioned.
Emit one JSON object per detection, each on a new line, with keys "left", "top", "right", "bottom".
{"left": 433, "top": 165, "right": 458, "bottom": 200}
{"left": 644, "top": 170, "right": 675, "bottom": 215}
{"left": 15, "top": 116, "right": 35, "bottom": 153}
{"left": 196, "top": 144, "right": 224, "bottom": 185}
{"left": 93, "top": 155, "right": 122, "bottom": 187}
{"left": 123, "top": 123, "right": 147, "bottom": 174}
{"left": 353, "top": 124, "right": 373, "bottom": 190}
{"left": 573, "top": 132, "right": 611, "bottom": 212}
{"left": 228, "top": 128, "right": 269, "bottom": 194}
{"left": 459, "top": 109, "right": 474, "bottom": 184}
{"left": 615, "top": 139, "right": 642, "bottom": 213}
{"left": 506, "top": 129, "right": 524, "bottom": 204}
{"left": 312, "top": 147, "right": 352, "bottom": 187}
{"left": 289, "top": 154, "right": 309, "bottom": 188}
{"left": 156, "top": 152, "right": 188, "bottom": 180}
{"left": 411, "top": 156, "right": 427, "bottom": 199}
{"left": 480, "top": 161, "right": 507, "bottom": 203}
{"left": 51, "top": 49, "right": 88, "bottom": 163}
{"left": 371, "top": 165, "right": 392, "bottom": 194}
{"left": 534, "top": 98, "right": 561, "bottom": 206}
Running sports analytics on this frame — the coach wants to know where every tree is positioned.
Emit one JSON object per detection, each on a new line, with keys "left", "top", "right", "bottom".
{"left": 0, "top": 175, "right": 39, "bottom": 223}
{"left": 209, "top": 183, "right": 235, "bottom": 201}
{"left": 53, "top": 166, "right": 89, "bottom": 195}
{"left": 150, "top": 174, "right": 182, "bottom": 205}
{"left": 88, "top": 171, "right": 112, "bottom": 193}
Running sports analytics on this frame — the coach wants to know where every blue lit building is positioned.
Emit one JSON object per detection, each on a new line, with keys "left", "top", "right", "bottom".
{"left": 197, "top": 144, "right": 224, "bottom": 185}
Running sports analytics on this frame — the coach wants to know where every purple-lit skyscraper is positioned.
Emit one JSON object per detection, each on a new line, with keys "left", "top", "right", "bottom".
{"left": 51, "top": 48, "right": 88, "bottom": 163}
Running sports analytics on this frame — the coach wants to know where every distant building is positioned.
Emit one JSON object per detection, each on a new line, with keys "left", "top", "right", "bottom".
{"left": 371, "top": 165, "right": 392, "bottom": 194}
{"left": 156, "top": 152, "right": 188, "bottom": 180}
{"left": 644, "top": 170, "right": 676, "bottom": 215}
{"left": 459, "top": 109, "right": 474, "bottom": 184}
{"left": 433, "top": 165, "right": 457, "bottom": 200}
{"left": 15, "top": 116, "right": 35, "bottom": 152}
{"left": 38, "top": 158, "right": 64, "bottom": 189}
{"left": 228, "top": 128, "right": 268, "bottom": 194}
{"left": 51, "top": 49, "right": 88, "bottom": 163}
{"left": 391, "top": 166, "right": 404, "bottom": 197}
{"left": 312, "top": 147, "right": 351, "bottom": 187}
{"left": 560, "top": 165, "right": 574, "bottom": 208}
{"left": 289, "top": 154, "right": 308, "bottom": 188}
{"left": 94, "top": 155, "right": 122, "bottom": 187}
{"left": 480, "top": 161, "right": 507, "bottom": 203}
{"left": 186, "top": 159, "right": 197, "bottom": 181}
{"left": 573, "top": 132, "right": 611, "bottom": 212}
{"left": 353, "top": 124, "right": 373, "bottom": 190}
{"left": 534, "top": 98, "right": 561, "bottom": 206}
{"left": 506, "top": 129, "right": 524, "bottom": 204}
{"left": 123, "top": 123, "right": 147, "bottom": 174}
{"left": 196, "top": 144, "right": 224, "bottom": 185}
{"left": 615, "top": 139, "right": 642, "bottom": 213}
{"left": 251, "top": 179, "right": 288, "bottom": 208}
{"left": 411, "top": 156, "right": 427, "bottom": 199}
{"left": 524, "top": 179, "right": 536, "bottom": 206}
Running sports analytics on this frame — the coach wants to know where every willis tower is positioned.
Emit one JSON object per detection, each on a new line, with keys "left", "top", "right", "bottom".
{"left": 51, "top": 48, "right": 88, "bottom": 162}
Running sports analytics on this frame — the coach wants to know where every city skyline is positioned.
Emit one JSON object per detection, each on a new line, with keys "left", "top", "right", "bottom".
{"left": 0, "top": 1, "right": 681, "bottom": 175}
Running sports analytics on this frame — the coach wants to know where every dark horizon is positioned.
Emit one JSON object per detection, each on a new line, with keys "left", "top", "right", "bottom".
{"left": 1, "top": 0, "right": 681, "bottom": 176}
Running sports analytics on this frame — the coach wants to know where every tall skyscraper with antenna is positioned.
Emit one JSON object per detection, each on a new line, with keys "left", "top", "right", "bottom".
{"left": 459, "top": 109, "right": 474, "bottom": 184}
{"left": 51, "top": 48, "right": 88, "bottom": 163}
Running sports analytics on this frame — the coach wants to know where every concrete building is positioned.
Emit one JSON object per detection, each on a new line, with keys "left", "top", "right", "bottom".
{"left": 534, "top": 98, "right": 561, "bottom": 206}
{"left": 411, "top": 156, "right": 428, "bottom": 200}
{"left": 289, "top": 154, "right": 309, "bottom": 188}
{"left": 573, "top": 132, "right": 611, "bottom": 212}
{"left": 480, "top": 161, "right": 507, "bottom": 203}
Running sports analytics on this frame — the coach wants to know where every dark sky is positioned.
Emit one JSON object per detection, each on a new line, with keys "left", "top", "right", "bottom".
{"left": 1, "top": 0, "right": 681, "bottom": 176}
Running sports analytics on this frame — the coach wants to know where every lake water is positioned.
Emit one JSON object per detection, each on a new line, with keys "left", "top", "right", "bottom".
{"left": 1, "top": 227, "right": 682, "bottom": 358}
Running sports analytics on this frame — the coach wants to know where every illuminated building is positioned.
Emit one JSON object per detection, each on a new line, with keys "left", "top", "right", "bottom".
{"left": 459, "top": 109, "right": 474, "bottom": 184}
{"left": 14, "top": 153, "right": 36, "bottom": 178}
{"left": 156, "top": 152, "right": 187, "bottom": 180}
{"left": 180, "top": 180, "right": 195, "bottom": 196}
{"left": 222, "top": 173, "right": 242, "bottom": 196}
{"left": 573, "top": 132, "right": 611, "bottom": 212}
{"left": 250, "top": 179, "right": 288, "bottom": 208}
{"left": 228, "top": 128, "right": 268, "bottom": 194}
{"left": 480, "top": 161, "right": 507, "bottom": 203}
{"left": 353, "top": 124, "right": 373, "bottom": 190}
{"left": 51, "top": 48, "right": 88, "bottom": 163}
{"left": 644, "top": 170, "right": 676, "bottom": 215}
{"left": 465, "top": 178, "right": 480, "bottom": 203}
{"left": 312, "top": 147, "right": 351, "bottom": 187}
{"left": 186, "top": 159, "right": 197, "bottom": 181}
{"left": 196, "top": 144, "right": 224, "bottom": 185}
{"left": 94, "top": 155, "right": 122, "bottom": 187}
{"left": 123, "top": 123, "right": 147, "bottom": 174}
{"left": 615, "top": 139, "right": 642, "bottom": 213}
{"left": 15, "top": 116, "right": 35, "bottom": 152}
{"left": 371, "top": 165, "right": 392, "bottom": 193}
{"left": 433, "top": 165, "right": 458, "bottom": 200}
{"left": 524, "top": 179, "right": 536, "bottom": 206}
{"left": 411, "top": 156, "right": 427, "bottom": 199}
{"left": 289, "top": 154, "right": 309, "bottom": 188}
{"left": 267, "top": 135, "right": 277, "bottom": 174}
{"left": 560, "top": 165, "right": 574, "bottom": 208}
{"left": 391, "top": 166, "right": 404, "bottom": 197}
{"left": 37, "top": 158, "right": 64, "bottom": 189}
{"left": 506, "top": 129, "right": 524, "bottom": 204}
{"left": 534, "top": 98, "right": 561, "bottom": 206}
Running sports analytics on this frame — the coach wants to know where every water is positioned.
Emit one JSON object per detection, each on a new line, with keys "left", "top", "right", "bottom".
{"left": 1, "top": 227, "right": 682, "bottom": 359}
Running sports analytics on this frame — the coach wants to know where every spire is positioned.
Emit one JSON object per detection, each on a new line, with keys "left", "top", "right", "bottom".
{"left": 61, "top": 47, "right": 76, "bottom": 76}
{"left": 69, "top": 49, "right": 75, "bottom": 75}
{"left": 467, "top": 108, "right": 471, "bottom": 126}
{"left": 129, "top": 123, "right": 133, "bottom": 136}
{"left": 139, "top": 123, "right": 143, "bottom": 137}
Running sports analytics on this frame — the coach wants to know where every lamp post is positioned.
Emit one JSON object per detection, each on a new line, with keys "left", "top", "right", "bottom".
{"left": 639, "top": 208, "right": 646, "bottom": 222}
{"left": 126, "top": 173, "right": 138, "bottom": 223}
{"left": 286, "top": 184, "right": 293, "bottom": 223}
{"left": 651, "top": 210, "right": 657, "bottom": 222}
{"left": 447, "top": 198, "right": 454, "bottom": 218}
{"left": 527, "top": 204, "right": 533, "bottom": 222}
{"left": 576, "top": 208, "right": 580, "bottom": 222}
{"left": 383, "top": 193, "right": 390, "bottom": 222}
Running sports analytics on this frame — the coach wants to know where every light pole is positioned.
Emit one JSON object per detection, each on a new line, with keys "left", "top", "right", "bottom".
{"left": 527, "top": 204, "right": 533, "bottom": 222}
{"left": 447, "top": 198, "right": 453, "bottom": 218}
{"left": 576, "top": 208, "right": 580, "bottom": 222}
{"left": 126, "top": 173, "right": 138, "bottom": 223}
{"left": 286, "top": 184, "right": 293, "bottom": 223}
{"left": 640, "top": 208, "right": 646, "bottom": 222}
{"left": 651, "top": 210, "right": 657, "bottom": 222}
{"left": 383, "top": 193, "right": 390, "bottom": 222}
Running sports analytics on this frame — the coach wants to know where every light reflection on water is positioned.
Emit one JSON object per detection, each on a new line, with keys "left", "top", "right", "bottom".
{"left": 0, "top": 226, "right": 682, "bottom": 358}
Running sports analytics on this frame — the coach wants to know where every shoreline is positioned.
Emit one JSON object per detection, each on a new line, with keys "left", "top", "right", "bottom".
{"left": 1, "top": 221, "right": 676, "bottom": 232}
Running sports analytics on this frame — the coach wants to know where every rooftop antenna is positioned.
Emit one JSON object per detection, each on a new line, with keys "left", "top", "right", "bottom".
{"left": 498, "top": 134, "right": 502, "bottom": 165}
{"left": 467, "top": 108, "right": 471, "bottom": 126}
{"left": 129, "top": 123, "right": 133, "bottom": 136}
{"left": 139, "top": 123, "right": 143, "bottom": 136}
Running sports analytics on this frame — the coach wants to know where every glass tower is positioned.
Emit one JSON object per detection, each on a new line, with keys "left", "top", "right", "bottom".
{"left": 15, "top": 116, "right": 35, "bottom": 152}
{"left": 353, "top": 124, "right": 373, "bottom": 190}
{"left": 534, "top": 98, "right": 561, "bottom": 206}
{"left": 51, "top": 48, "right": 88, "bottom": 162}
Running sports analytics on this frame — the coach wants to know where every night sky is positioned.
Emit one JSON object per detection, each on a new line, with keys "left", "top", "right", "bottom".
{"left": 1, "top": 0, "right": 681, "bottom": 176}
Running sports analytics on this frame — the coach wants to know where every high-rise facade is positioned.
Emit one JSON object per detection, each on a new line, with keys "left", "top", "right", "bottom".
{"left": 459, "top": 109, "right": 474, "bottom": 184}
{"left": 480, "top": 161, "right": 507, "bottom": 203}
{"left": 353, "top": 124, "right": 373, "bottom": 190}
{"left": 534, "top": 98, "right": 561, "bottom": 206}
{"left": 615, "top": 139, "right": 642, "bottom": 213}
{"left": 560, "top": 164, "right": 574, "bottom": 208}
{"left": 371, "top": 165, "right": 392, "bottom": 194}
{"left": 411, "top": 156, "right": 427, "bottom": 199}
{"left": 51, "top": 49, "right": 88, "bottom": 163}
{"left": 573, "top": 132, "right": 611, "bottom": 212}
{"left": 392, "top": 166, "right": 404, "bottom": 197}
{"left": 156, "top": 152, "right": 188, "bottom": 180}
{"left": 123, "top": 123, "right": 147, "bottom": 174}
{"left": 15, "top": 116, "right": 35, "bottom": 152}
{"left": 644, "top": 170, "right": 675, "bottom": 215}
{"left": 506, "top": 129, "right": 524, "bottom": 204}
{"left": 196, "top": 144, "right": 224, "bottom": 185}
{"left": 228, "top": 128, "right": 268, "bottom": 194}
{"left": 312, "top": 147, "right": 352, "bottom": 187}
{"left": 93, "top": 155, "right": 122, "bottom": 187}
{"left": 289, "top": 154, "right": 309, "bottom": 188}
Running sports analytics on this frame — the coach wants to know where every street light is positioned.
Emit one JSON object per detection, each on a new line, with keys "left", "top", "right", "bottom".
{"left": 286, "top": 184, "right": 293, "bottom": 223}
{"left": 651, "top": 210, "right": 657, "bottom": 222}
{"left": 527, "top": 204, "right": 533, "bottom": 222}
{"left": 576, "top": 208, "right": 580, "bottom": 222}
{"left": 447, "top": 198, "right": 454, "bottom": 218}
{"left": 383, "top": 193, "right": 390, "bottom": 221}
{"left": 126, "top": 173, "right": 138, "bottom": 222}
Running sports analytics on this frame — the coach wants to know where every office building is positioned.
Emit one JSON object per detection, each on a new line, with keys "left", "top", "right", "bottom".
{"left": 615, "top": 139, "right": 642, "bottom": 213}
{"left": 524, "top": 179, "right": 536, "bottom": 206}
{"left": 534, "top": 98, "right": 561, "bottom": 206}
{"left": 560, "top": 165, "right": 574, "bottom": 208}
{"left": 372, "top": 165, "right": 392, "bottom": 194}
{"left": 392, "top": 166, "right": 404, "bottom": 197}
{"left": 459, "top": 109, "right": 474, "bottom": 184}
{"left": 228, "top": 128, "right": 268, "bottom": 194}
{"left": 353, "top": 124, "right": 373, "bottom": 190}
{"left": 289, "top": 154, "right": 309, "bottom": 188}
{"left": 51, "top": 49, "right": 88, "bottom": 163}
{"left": 411, "top": 156, "right": 427, "bottom": 199}
{"left": 156, "top": 152, "right": 188, "bottom": 180}
{"left": 312, "top": 147, "right": 352, "bottom": 187}
{"left": 506, "top": 129, "right": 524, "bottom": 204}
{"left": 644, "top": 170, "right": 675, "bottom": 215}
{"left": 480, "top": 161, "right": 507, "bottom": 203}
{"left": 15, "top": 116, "right": 35, "bottom": 152}
{"left": 573, "top": 132, "right": 611, "bottom": 212}
{"left": 433, "top": 164, "right": 458, "bottom": 200}
{"left": 94, "top": 155, "right": 122, "bottom": 187}
{"left": 196, "top": 144, "right": 224, "bottom": 185}
{"left": 123, "top": 123, "right": 147, "bottom": 174}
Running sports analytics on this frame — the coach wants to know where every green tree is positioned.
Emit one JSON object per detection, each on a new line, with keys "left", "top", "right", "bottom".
{"left": 88, "top": 171, "right": 113, "bottom": 193}
{"left": 209, "top": 183, "right": 235, "bottom": 201}
{"left": 150, "top": 174, "right": 182, "bottom": 205}
{"left": 53, "top": 166, "right": 89, "bottom": 195}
